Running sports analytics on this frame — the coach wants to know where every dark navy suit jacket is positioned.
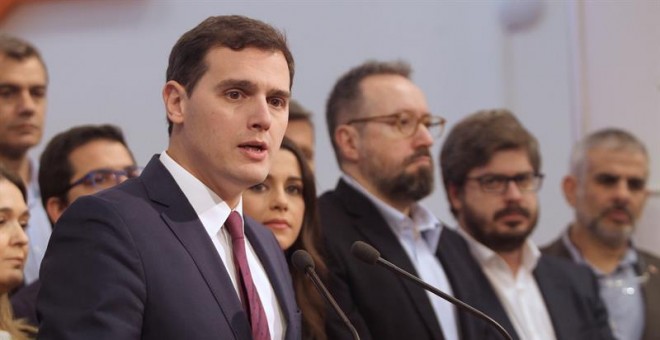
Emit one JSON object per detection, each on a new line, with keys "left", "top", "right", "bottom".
{"left": 319, "top": 179, "right": 501, "bottom": 340}
{"left": 37, "top": 156, "right": 301, "bottom": 340}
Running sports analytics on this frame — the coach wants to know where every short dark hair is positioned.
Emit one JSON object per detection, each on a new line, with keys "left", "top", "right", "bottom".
{"left": 440, "top": 109, "right": 541, "bottom": 216}
{"left": 0, "top": 34, "right": 48, "bottom": 81}
{"left": 166, "top": 15, "right": 294, "bottom": 135}
{"left": 0, "top": 164, "right": 27, "bottom": 204}
{"left": 289, "top": 99, "right": 313, "bottom": 125}
{"left": 325, "top": 60, "right": 411, "bottom": 163}
{"left": 38, "top": 124, "right": 132, "bottom": 208}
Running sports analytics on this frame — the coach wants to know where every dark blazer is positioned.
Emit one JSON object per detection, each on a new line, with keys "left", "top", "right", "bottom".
{"left": 543, "top": 236, "right": 660, "bottom": 340}
{"left": 37, "top": 156, "right": 301, "bottom": 340}
{"left": 10, "top": 279, "right": 40, "bottom": 327}
{"left": 445, "top": 230, "right": 614, "bottom": 340}
{"left": 318, "top": 179, "right": 502, "bottom": 340}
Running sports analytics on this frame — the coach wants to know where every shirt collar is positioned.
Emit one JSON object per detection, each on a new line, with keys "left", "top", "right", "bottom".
{"left": 159, "top": 151, "right": 242, "bottom": 233}
{"left": 341, "top": 174, "right": 442, "bottom": 249}
{"left": 560, "top": 225, "right": 638, "bottom": 275}
{"left": 458, "top": 227, "right": 541, "bottom": 272}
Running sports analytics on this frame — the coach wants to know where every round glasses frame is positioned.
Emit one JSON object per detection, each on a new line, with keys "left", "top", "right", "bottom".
{"left": 345, "top": 111, "right": 447, "bottom": 139}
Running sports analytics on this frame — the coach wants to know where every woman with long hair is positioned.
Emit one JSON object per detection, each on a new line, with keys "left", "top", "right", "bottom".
{"left": 0, "top": 165, "right": 36, "bottom": 339}
{"left": 243, "top": 137, "right": 327, "bottom": 340}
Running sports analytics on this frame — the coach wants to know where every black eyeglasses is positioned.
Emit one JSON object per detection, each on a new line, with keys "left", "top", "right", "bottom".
{"left": 465, "top": 173, "right": 544, "bottom": 194}
{"left": 345, "top": 111, "right": 446, "bottom": 139}
{"left": 65, "top": 166, "right": 142, "bottom": 192}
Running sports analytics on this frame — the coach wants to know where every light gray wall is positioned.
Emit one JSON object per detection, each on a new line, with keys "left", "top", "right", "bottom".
{"left": 4, "top": 1, "right": 651, "bottom": 249}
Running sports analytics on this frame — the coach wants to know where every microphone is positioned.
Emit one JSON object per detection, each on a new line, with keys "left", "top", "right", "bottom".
{"left": 291, "top": 250, "right": 361, "bottom": 340}
{"left": 351, "top": 241, "right": 513, "bottom": 340}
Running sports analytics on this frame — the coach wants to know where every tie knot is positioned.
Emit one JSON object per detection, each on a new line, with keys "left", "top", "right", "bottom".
{"left": 225, "top": 211, "right": 244, "bottom": 240}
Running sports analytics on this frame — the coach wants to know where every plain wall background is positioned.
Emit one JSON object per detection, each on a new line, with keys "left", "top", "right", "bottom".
{"left": 2, "top": 1, "right": 657, "bottom": 254}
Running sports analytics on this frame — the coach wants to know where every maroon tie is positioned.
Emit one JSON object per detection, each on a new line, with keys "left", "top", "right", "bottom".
{"left": 225, "top": 211, "right": 271, "bottom": 340}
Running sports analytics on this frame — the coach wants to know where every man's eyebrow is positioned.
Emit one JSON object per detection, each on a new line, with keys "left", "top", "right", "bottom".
{"left": 268, "top": 89, "right": 291, "bottom": 99}
{"left": 215, "top": 79, "right": 257, "bottom": 92}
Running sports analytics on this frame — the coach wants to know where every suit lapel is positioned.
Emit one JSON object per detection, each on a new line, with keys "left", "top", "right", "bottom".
{"left": 141, "top": 156, "right": 251, "bottom": 338}
{"left": 335, "top": 180, "right": 445, "bottom": 339}
{"left": 244, "top": 216, "right": 298, "bottom": 340}
{"left": 436, "top": 228, "right": 519, "bottom": 340}
{"left": 533, "top": 258, "right": 571, "bottom": 340}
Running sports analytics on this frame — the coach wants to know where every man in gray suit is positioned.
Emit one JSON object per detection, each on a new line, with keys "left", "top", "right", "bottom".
{"left": 543, "top": 128, "right": 660, "bottom": 340}
{"left": 37, "top": 15, "right": 300, "bottom": 339}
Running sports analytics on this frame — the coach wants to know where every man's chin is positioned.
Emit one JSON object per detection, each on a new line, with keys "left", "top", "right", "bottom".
{"left": 591, "top": 222, "right": 634, "bottom": 248}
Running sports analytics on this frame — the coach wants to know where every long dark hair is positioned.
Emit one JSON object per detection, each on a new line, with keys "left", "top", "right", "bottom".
{"left": 279, "top": 137, "right": 327, "bottom": 340}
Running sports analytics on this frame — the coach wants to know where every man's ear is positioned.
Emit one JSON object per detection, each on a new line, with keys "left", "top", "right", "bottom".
{"left": 334, "top": 125, "right": 361, "bottom": 162}
{"left": 45, "top": 197, "right": 67, "bottom": 224}
{"left": 162, "top": 80, "right": 187, "bottom": 126}
{"left": 562, "top": 175, "right": 578, "bottom": 208}
{"left": 447, "top": 183, "right": 463, "bottom": 212}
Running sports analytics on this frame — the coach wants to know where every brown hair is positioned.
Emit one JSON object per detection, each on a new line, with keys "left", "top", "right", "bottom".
{"left": 278, "top": 137, "right": 327, "bottom": 340}
{"left": 440, "top": 109, "right": 540, "bottom": 216}
{"left": 325, "top": 60, "right": 411, "bottom": 164}
{"left": 0, "top": 164, "right": 26, "bottom": 203}
{"left": 166, "top": 15, "right": 294, "bottom": 135}
{"left": 289, "top": 99, "right": 313, "bottom": 125}
{"left": 38, "top": 124, "right": 132, "bottom": 209}
{"left": 0, "top": 34, "right": 48, "bottom": 81}
{"left": 0, "top": 166, "right": 36, "bottom": 339}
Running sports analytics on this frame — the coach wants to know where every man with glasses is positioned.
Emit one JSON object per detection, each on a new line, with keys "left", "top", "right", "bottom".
{"left": 440, "top": 109, "right": 614, "bottom": 339}
{"left": 319, "top": 60, "right": 491, "bottom": 339}
{"left": 542, "top": 128, "right": 660, "bottom": 340}
{"left": 10, "top": 123, "right": 139, "bottom": 326}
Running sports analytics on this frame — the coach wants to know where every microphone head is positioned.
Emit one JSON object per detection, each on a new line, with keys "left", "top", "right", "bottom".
{"left": 292, "top": 249, "right": 315, "bottom": 273}
{"left": 351, "top": 241, "right": 381, "bottom": 265}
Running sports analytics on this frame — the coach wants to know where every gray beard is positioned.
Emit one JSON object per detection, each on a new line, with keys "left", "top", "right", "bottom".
{"left": 587, "top": 215, "right": 634, "bottom": 249}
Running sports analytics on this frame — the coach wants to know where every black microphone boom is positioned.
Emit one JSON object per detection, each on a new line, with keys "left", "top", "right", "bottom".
{"left": 351, "top": 241, "right": 512, "bottom": 340}
{"left": 291, "top": 250, "right": 360, "bottom": 340}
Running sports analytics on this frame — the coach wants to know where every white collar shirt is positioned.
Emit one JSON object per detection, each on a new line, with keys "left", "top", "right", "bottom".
{"left": 342, "top": 174, "right": 459, "bottom": 340}
{"left": 458, "top": 228, "right": 557, "bottom": 340}
{"left": 160, "top": 151, "right": 285, "bottom": 339}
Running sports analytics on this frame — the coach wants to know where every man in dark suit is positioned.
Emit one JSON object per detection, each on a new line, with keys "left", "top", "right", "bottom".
{"left": 319, "top": 60, "right": 495, "bottom": 340}
{"left": 439, "top": 109, "right": 614, "bottom": 340}
{"left": 37, "top": 16, "right": 300, "bottom": 340}
{"left": 11, "top": 124, "right": 139, "bottom": 327}
{"left": 542, "top": 128, "right": 660, "bottom": 340}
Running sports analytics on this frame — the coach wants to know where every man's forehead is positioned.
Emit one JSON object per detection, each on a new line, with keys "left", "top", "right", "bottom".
{"left": 587, "top": 148, "right": 648, "bottom": 175}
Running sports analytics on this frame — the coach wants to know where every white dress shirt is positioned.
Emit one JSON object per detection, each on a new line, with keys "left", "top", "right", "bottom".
{"left": 458, "top": 229, "right": 557, "bottom": 340}
{"left": 160, "top": 152, "right": 285, "bottom": 339}
{"left": 342, "top": 175, "right": 459, "bottom": 340}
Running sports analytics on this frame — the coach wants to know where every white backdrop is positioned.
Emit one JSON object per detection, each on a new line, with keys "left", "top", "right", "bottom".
{"left": 2, "top": 1, "right": 656, "bottom": 252}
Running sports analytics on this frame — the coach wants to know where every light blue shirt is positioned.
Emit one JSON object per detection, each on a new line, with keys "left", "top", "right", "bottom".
{"left": 561, "top": 230, "right": 644, "bottom": 340}
{"left": 342, "top": 175, "right": 459, "bottom": 340}
{"left": 24, "top": 161, "right": 52, "bottom": 284}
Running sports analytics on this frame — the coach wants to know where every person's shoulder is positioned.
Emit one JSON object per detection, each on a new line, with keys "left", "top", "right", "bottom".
{"left": 538, "top": 254, "right": 594, "bottom": 282}
{"left": 637, "top": 248, "right": 660, "bottom": 264}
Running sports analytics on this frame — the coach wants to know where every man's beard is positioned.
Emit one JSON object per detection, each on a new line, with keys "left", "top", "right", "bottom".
{"left": 463, "top": 202, "right": 538, "bottom": 252}
{"left": 585, "top": 204, "right": 635, "bottom": 249}
{"left": 364, "top": 148, "right": 434, "bottom": 203}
